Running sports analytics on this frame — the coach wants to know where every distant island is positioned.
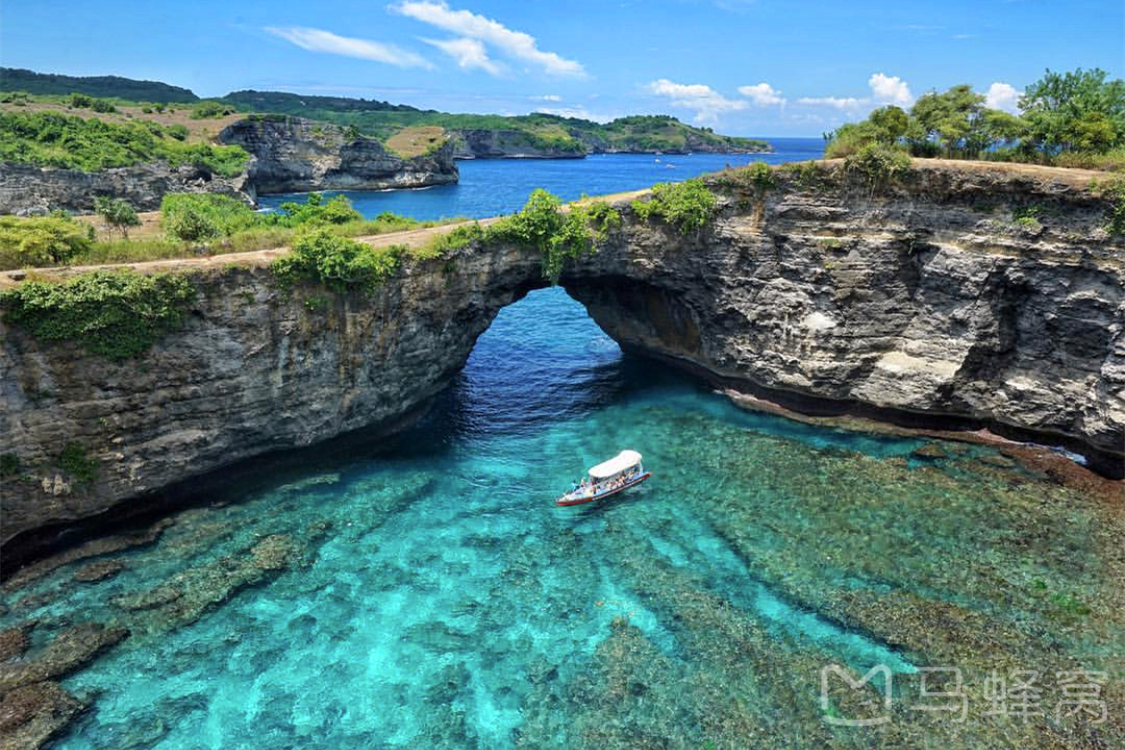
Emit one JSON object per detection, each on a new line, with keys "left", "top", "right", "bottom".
{"left": 0, "top": 67, "right": 772, "bottom": 159}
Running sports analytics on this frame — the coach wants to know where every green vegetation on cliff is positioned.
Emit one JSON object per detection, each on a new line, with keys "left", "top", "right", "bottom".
{"left": 825, "top": 68, "right": 1125, "bottom": 171}
{"left": 0, "top": 195, "right": 440, "bottom": 271}
{"left": 484, "top": 190, "right": 622, "bottom": 282}
{"left": 0, "top": 214, "right": 94, "bottom": 267}
{"left": 0, "top": 111, "right": 249, "bottom": 175}
{"left": 0, "top": 269, "right": 197, "bottom": 360}
{"left": 160, "top": 192, "right": 366, "bottom": 242}
{"left": 2, "top": 69, "right": 769, "bottom": 158}
{"left": 272, "top": 231, "right": 406, "bottom": 294}
{"left": 631, "top": 179, "right": 719, "bottom": 233}
{"left": 221, "top": 90, "right": 768, "bottom": 155}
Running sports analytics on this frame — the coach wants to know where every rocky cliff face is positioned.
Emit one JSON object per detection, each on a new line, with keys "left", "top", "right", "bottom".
{"left": 1, "top": 161, "right": 1121, "bottom": 565}
{"left": 563, "top": 163, "right": 1124, "bottom": 476}
{"left": 450, "top": 128, "right": 770, "bottom": 158}
{"left": 0, "top": 244, "right": 542, "bottom": 564}
{"left": 0, "top": 162, "right": 253, "bottom": 215}
{"left": 220, "top": 116, "right": 459, "bottom": 193}
{"left": 0, "top": 115, "right": 460, "bottom": 216}
{"left": 451, "top": 129, "right": 584, "bottom": 159}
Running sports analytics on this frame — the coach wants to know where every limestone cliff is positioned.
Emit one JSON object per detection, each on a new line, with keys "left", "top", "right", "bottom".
{"left": 0, "top": 115, "right": 460, "bottom": 216}
{"left": 219, "top": 115, "right": 459, "bottom": 193}
{"left": 0, "top": 162, "right": 253, "bottom": 215}
{"left": 564, "top": 163, "right": 1124, "bottom": 476}
{"left": 451, "top": 129, "right": 585, "bottom": 159}
{"left": 1, "top": 161, "right": 1121, "bottom": 566}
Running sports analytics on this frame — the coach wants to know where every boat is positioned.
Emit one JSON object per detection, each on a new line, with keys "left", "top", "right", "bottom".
{"left": 556, "top": 450, "right": 651, "bottom": 506}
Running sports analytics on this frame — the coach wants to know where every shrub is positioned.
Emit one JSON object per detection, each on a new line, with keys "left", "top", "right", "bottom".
{"left": 781, "top": 161, "right": 828, "bottom": 191}
{"left": 423, "top": 222, "right": 486, "bottom": 257}
{"left": 844, "top": 144, "right": 912, "bottom": 193}
{"left": 491, "top": 188, "right": 564, "bottom": 251}
{"left": 90, "top": 98, "right": 116, "bottom": 113}
{"left": 166, "top": 124, "right": 189, "bottom": 141}
{"left": 191, "top": 101, "right": 236, "bottom": 119}
{"left": 94, "top": 196, "right": 141, "bottom": 238}
{"left": 161, "top": 193, "right": 257, "bottom": 241}
{"left": 0, "top": 269, "right": 197, "bottom": 360}
{"left": 489, "top": 191, "right": 621, "bottom": 282}
{"left": 67, "top": 93, "right": 93, "bottom": 108}
{"left": 716, "top": 162, "right": 778, "bottom": 195}
{"left": 0, "top": 112, "right": 248, "bottom": 176}
{"left": 1054, "top": 148, "right": 1125, "bottom": 171}
{"left": 271, "top": 230, "right": 402, "bottom": 293}
{"left": 747, "top": 161, "right": 777, "bottom": 193}
{"left": 0, "top": 453, "right": 20, "bottom": 478}
{"left": 0, "top": 215, "right": 94, "bottom": 268}
{"left": 1092, "top": 176, "right": 1125, "bottom": 235}
{"left": 270, "top": 193, "right": 363, "bottom": 227}
{"left": 58, "top": 442, "right": 99, "bottom": 484}
{"left": 631, "top": 179, "right": 718, "bottom": 233}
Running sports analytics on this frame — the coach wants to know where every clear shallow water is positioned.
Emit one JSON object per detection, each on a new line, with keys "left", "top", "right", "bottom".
{"left": 258, "top": 139, "right": 825, "bottom": 221}
{"left": 5, "top": 150, "right": 1123, "bottom": 748}
{"left": 40, "top": 290, "right": 925, "bottom": 748}
{"left": 7, "top": 289, "right": 1119, "bottom": 749}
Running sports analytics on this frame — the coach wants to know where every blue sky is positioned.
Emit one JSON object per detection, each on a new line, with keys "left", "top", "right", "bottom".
{"left": 2, "top": 0, "right": 1122, "bottom": 136}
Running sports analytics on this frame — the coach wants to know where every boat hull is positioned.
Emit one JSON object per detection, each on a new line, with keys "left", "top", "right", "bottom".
{"left": 555, "top": 472, "right": 652, "bottom": 507}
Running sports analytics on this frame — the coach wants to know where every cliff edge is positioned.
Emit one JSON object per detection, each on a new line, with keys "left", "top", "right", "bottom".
{"left": 1, "top": 160, "right": 1121, "bottom": 566}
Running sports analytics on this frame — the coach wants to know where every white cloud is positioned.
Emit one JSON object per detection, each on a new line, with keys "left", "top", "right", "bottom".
{"left": 392, "top": 1, "right": 585, "bottom": 77}
{"left": 534, "top": 106, "right": 615, "bottom": 124}
{"left": 985, "top": 82, "right": 1021, "bottom": 113}
{"left": 738, "top": 82, "right": 784, "bottom": 106}
{"left": 422, "top": 37, "right": 504, "bottom": 75}
{"left": 532, "top": 94, "right": 562, "bottom": 102}
{"left": 265, "top": 26, "right": 433, "bottom": 69}
{"left": 796, "top": 96, "right": 864, "bottom": 110}
{"left": 868, "top": 72, "right": 913, "bottom": 105}
{"left": 793, "top": 72, "right": 913, "bottom": 115}
{"left": 645, "top": 79, "right": 747, "bottom": 123}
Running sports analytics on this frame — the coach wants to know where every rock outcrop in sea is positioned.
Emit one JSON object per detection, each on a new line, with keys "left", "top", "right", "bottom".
{"left": 0, "top": 160, "right": 1121, "bottom": 565}
{"left": 218, "top": 115, "right": 459, "bottom": 193}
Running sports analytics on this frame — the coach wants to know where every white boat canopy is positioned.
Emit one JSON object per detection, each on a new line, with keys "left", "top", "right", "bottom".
{"left": 588, "top": 450, "right": 642, "bottom": 480}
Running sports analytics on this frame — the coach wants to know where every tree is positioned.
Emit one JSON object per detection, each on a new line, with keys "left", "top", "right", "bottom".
{"left": 1020, "top": 68, "right": 1125, "bottom": 153}
{"left": 94, "top": 196, "right": 141, "bottom": 239}
{"left": 910, "top": 85, "right": 986, "bottom": 157}
{"left": 868, "top": 106, "right": 910, "bottom": 143}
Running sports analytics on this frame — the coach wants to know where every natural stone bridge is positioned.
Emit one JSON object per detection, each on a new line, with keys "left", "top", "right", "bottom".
{"left": 2, "top": 160, "right": 1123, "bottom": 565}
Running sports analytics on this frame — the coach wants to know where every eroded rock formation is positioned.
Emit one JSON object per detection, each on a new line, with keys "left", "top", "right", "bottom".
{"left": 0, "top": 161, "right": 1121, "bottom": 567}
{"left": 219, "top": 115, "right": 458, "bottom": 193}
{"left": 0, "top": 114, "right": 460, "bottom": 215}
{"left": 0, "top": 162, "right": 252, "bottom": 215}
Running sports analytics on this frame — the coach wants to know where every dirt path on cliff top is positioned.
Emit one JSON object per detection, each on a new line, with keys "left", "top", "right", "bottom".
{"left": 0, "top": 159, "right": 1105, "bottom": 290}
{"left": 0, "top": 188, "right": 653, "bottom": 290}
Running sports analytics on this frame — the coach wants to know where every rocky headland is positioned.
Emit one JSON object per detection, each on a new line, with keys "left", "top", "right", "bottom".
{"left": 449, "top": 126, "right": 772, "bottom": 159}
{"left": 0, "top": 115, "right": 459, "bottom": 215}
{"left": 0, "top": 160, "right": 1121, "bottom": 567}
{"left": 218, "top": 115, "right": 458, "bottom": 193}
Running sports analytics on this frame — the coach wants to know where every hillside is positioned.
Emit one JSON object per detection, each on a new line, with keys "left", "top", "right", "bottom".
{"left": 221, "top": 90, "right": 771, "bottom": 156}
{"left": 0, "top": 67, "right": 198, "bottom": 103}
{"left": 0, "top": 68, "right": 771, "bottom": 160}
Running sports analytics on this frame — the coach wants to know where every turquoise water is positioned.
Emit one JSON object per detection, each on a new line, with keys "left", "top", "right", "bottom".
{"left": 6, "top": 147, "right": 1123, "bottom": 747}
{"left": 258, "top": 140, "right": 825, "bottom": 220}
{"left": 39, "top": 289, "right": 924, "bottom": 747}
